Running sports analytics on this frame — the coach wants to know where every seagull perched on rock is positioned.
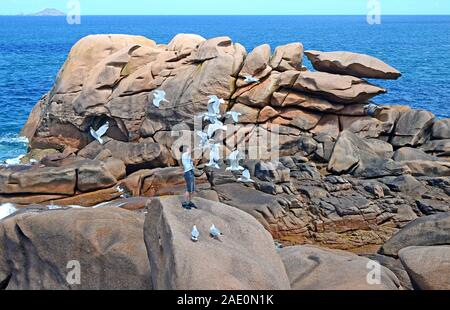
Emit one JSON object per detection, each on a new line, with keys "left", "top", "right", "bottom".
{"left": 204, "top": 95, "right": 225, "bottom": 121}
{"left": 191, "top": 225, "right": 200, "bottom": 242}
{"left": 364, "top": 103, "right": 383, "bottom": 117}
{"left": 225, "top": 111, "right": 242, "bottom": 124}
{"left": 226, "top": 150, "right": 245, "bottom": 172}
{"left": 207, "top": 120, "right": 227, "bottom": 139}
{"left": 244, "top": 75, "right": 260, "bottom": 84}
{"left": 206, "top": 144, "right": 221, "bottom": 169}
{"left": 0, "top": 203, "right": 18, "bottom": 221}
{"left": 238, "top": 169, "right": 255, "bottom": 184}
{"left": 152, "top": 90, "right": 169, "bottom": 108}
{"left": 210, "top": 224, "right": 223, "bottom": 239}
{"left": 90, "top": 121, "right": 109, "bottom": 145}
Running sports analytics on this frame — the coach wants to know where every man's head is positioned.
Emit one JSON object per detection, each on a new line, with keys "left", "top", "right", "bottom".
{"left": 180, "top": 145, "right": 191, "bottom": 154}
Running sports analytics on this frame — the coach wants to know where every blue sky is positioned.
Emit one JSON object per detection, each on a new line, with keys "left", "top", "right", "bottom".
{"left": 1, "top": 0, "right": 449, "bottom": 15}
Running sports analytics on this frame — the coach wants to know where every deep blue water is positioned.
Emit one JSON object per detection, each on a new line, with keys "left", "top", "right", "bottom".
{"left": 0, "top": 15, "right": 449, "bottom": 161}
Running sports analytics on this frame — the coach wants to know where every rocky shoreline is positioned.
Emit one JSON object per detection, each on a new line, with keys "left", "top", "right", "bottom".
{"left": 1, "top": 33, "right": 449, "bottom": 290}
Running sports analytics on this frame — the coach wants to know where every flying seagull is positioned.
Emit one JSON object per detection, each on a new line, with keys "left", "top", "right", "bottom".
{"left": 191, "top": 225, "right": 200, "bottom": 242}
{"left": 207, "top": 120, "right": 227, "bottom": 139}
{"left": 205, "top": 144, "right": 221, "bottom": 169}
{"left": 364, "top": 103, "right": 383, "bottom": 117}
{"left": 225, "top": 111, "right": 242, "bottom": 124}
{"left": 208, "top": 95, "right": 225, "bottom": 114}
{"left": 209, "top": 224, "right": 223, "bottom": 239}
{"left": 0, "top": 203, "right": 18, "bottom": 221}
{"left": 90, "top": 121, "right": 109, "bottom": 145}
{"left": 238, "top": 169, "right": 255, "bottom": 183}
{"left": 226, "top": 150, "right": 245, "bottom": 172}
{"left": 204, "top": 95, "right": 225, "bottom": 121}
{"left": 152, "top": 90, "right": 169, "bottom": 108}
{"left": 244, "top": 75, "right": 260, "bottom": 84}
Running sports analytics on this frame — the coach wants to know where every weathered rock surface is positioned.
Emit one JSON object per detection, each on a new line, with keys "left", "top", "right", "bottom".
{"left": 144, "top": 196, "right": 291, "bottom": 290}
{"left": 328, "top": 130, "right": 409, "bottom": 178}
{"left": 380, "top": 212, "right": 450, "bottom": 257}
{"left": 391, "top": 109, "right": 435, "bottom": 147}
{"left": 432, "top": 118, "right": 450, "bottom": 140}
{"left": 399, "top": 246, "right": 450, "bottom": 290}
{"left": 304, "top": 50, "right": 401, "bottom": 80}
{"left": 280, "top": 245, "right": 400, "bottom": 290}
{"left": 364, "top": 253, "right": 413, "bottom": 290}
{"left": 0, "top": 207, "right": 151, "bottom": 290}
{"left": 279, "top": 71, "right": 386, "bottom": 104}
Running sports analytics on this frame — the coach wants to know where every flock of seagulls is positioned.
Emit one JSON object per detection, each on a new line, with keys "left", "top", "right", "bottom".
{"left": 85, "top": 88, "right": 254, "bottom": 185}
{"left": 144, "top": 90, "right": 253, "bottom": 184}
{"left": 191, "top": 224, "right": 223, "bottom": 242}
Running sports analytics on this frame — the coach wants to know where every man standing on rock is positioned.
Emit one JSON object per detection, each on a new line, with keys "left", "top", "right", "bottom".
{"left": 181, "top": 145, "right": 197, "bottom": 210}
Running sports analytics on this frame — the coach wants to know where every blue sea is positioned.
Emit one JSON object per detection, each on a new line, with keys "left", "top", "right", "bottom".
{"left": 0, "top": 15, "right": 449, "bottom": 161}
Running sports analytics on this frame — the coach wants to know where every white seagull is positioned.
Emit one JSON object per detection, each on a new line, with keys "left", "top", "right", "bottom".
{"left": 225, "top": 111, "right": 242, "bottom": 124}
{"left": 207, "top": 120, "right": 227, "bottom": 139}
{"left": 0, "top": 203, "right": 18, "bottom": 221}
{"left": 209, "top": 224, "right": 223, "bottom": 239}
{"left": 205, "top": 144, "right": 221, "bottom": 169}
{"left": 204, "top": 95, "right": 225, "bottom": 121}
{"left": 152, "top": 90, "right": 169, "bottom": 108}
{"left": 191, "top": 225, "right": 200, "bottom": 242}
{"left": 238, "top": 169, "right": 255, "bottom": 183}
{"left": 226, "top": 150, "right": 245, "bottom": 172}
{"left": 244, "top": 75, "right": 260, "bottom": 84}
{"left": 90, "top": 121, "right": 109, "bottom": 145}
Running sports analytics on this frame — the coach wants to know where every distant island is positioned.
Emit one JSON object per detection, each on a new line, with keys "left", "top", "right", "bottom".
{"left": 27, "top": 8, "right": 66, "bottom": 16}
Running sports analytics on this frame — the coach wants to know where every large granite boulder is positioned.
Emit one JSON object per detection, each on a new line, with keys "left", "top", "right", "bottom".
{"left": 270, "top": 43, "right": 304, "bottom": 72}
{"left": 271, "top": 89, "right": 344, "bottom": 112}
{"left": 23, "top": 34, "right": 246, "bottom": 152}
{"left": 421, "top": 139, "right": 450, "bottom": 157}
{"left": 364, "top": 254, "right": 413, "bottom": 290}
{"left": 167, "top": 33, "right": 206, "bottom": 53}
{"left": 144, "top": 196, "right": 291, "bottom": 290}
{"left": 304, "top": 50, "right": 401, "bottom": 80}
{"left": 0, "top": 165, "right": 77, "bottom": 195}
{"left": 379, "top": 212, "right": 450, "bottom": 257}
{"left": 0, "top": 207, "right": 151, "bottom": 290}
{"left": 279, "top": 71, "right": 386, "bottom": 104}
{"left": 237, "top": 44, "right": 272, "bottom": 86}
{"left": 0, "top": 157, "right": 126, "bottom": 195}
{"left": 399, "top": 246, "right": 450, "bottom": 290}
{"left": 280, "top": 245, "right": 401, "bottom": 290}
{"left": 432, "top": 118, "right": 450, "bottom": 140}
{"left": 328, "top": 130, "right": 410, "bottom": 178}
{"left": 393, "top": 147, "right": 439, "bottom": 162}
{"left": 391, "top": 109, "right": 435, "bottom": 147}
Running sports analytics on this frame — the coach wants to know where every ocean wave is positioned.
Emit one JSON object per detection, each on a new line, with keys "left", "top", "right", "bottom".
{"left": 0, "top": 135, "right": 29, "bottom": 144}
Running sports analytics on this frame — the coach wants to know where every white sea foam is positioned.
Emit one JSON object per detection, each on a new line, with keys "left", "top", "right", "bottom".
{"left": 0, "top": 135, "right": 29, "bottom": 144}
{"left": 0, "top": 203, "right": 18, "bottom": 221}
{"left": 4, "top": 154, "right": 25, "bottom": 166}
